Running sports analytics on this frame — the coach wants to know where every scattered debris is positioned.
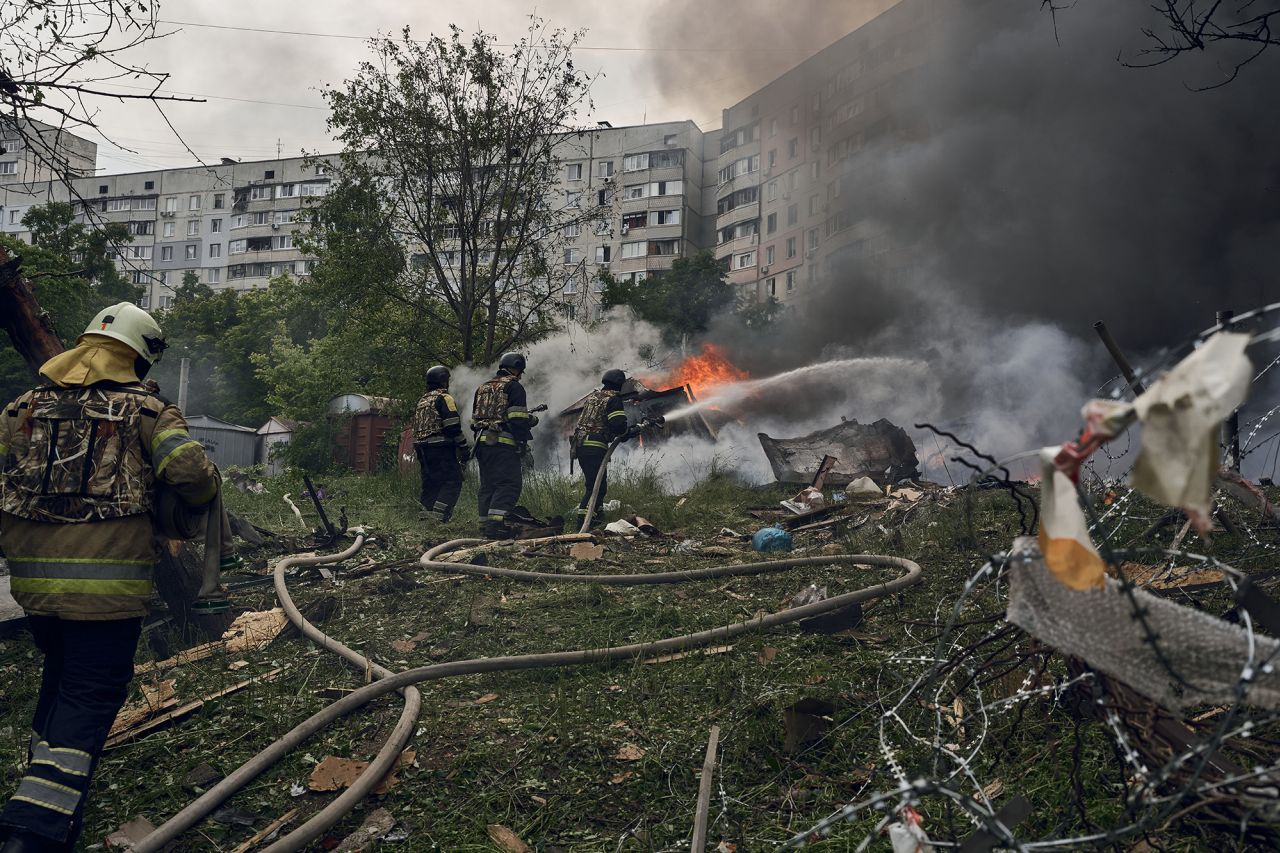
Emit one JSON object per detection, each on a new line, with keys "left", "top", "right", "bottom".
{"left": 487, "top": 824, "right": 534, "bottom": 853}
{"left": 642, "top": 645, "right": 734, "bottom": 665}
{"left": 602, "top": 499, "right": 622, "bottom": 512}
{"left": 630, "top": 516, "right": 660, "bottom": 536}
{"left": 475, "top": 692, "right": 499, "bottom": 705}
{"left": 690, "top": 725, "right": 722, "bottom": 853}
{"left": 752, "top": 527, "right": 794, "bottom": 553}
{"left": 781, "top": 486, "right": 826, "bottom": 514}
{"left": 673, "top": 539, "right": 700, "bottom": 554}
{"left": 182, "top": 762, "right": 223, "bottom": 794}
{"left": 109, "top": 680, "right": 177, "bottom": 736}
{"left": 229, "top": 808, "right": 300, "bottom": 853}
{"left": 789, "top": 584, "right": 828, "bottom": 609}
{"left": 105, "top": 668, "right": 287, "bottom": 749}
{"left": 223, "top": 608, "right": 289, "bottom": 654}
{"left": 784, "top": 698, "right": 834, "bottom": 754}
{"left": 390, "top": 639, "right": 418, "bottom": 654}
{"left": 604, "top": 519, "right": 640, "bottom": 536}
{"left": 308, "top": 750, "right": 415, "bottom": 795}
{"left": 614, "top": 743, "right": 646, "bottom": 761}
{"left": 758, "top": 646, "right": 779, "bottom": 665}
{"left": 104, "top": 816, "right": 157, "bottom": 849}
{"left": 568, "top": 542, "right": 606, "bottom": 561}
{"left": 847, "top": 476, "right": 883, "bottom": 497}
{"left": 1110, "top": 562, "right": 1226, "bottom": 592}
{"left": 227, "top": 470, "right": 267, "bottom": 494}
{"left": 211, "top": 804, "right": 258, "bottom": 827}
{"left": 759, "top": 418, "right": 920, "bottom": 486}
{"left": 887, "top": 805, "right": 934, "bottom": 853}
{"left": 333, "top": 807, "right": 397, "bottom": 852}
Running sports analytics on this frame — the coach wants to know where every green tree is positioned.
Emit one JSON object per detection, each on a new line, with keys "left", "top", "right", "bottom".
{"left": 0, "top": 202, "right": 139, "bottom": 401}
{"left": 304, "top": 18, "right": 598, "bottom": 366}
{"left": 600, "top": 250, "right": 736, "bottom": 346}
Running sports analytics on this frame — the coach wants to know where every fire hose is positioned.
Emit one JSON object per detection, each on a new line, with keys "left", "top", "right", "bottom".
{"left": 134, "top": 537, "right": 923, "bottom": 853}
{"left": 578, "top": 415, "right": 664, "bottom": 533}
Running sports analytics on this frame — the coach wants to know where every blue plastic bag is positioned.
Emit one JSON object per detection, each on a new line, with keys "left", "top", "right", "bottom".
{"left": 751, "top": 526, "right": 793, "bottom": 553}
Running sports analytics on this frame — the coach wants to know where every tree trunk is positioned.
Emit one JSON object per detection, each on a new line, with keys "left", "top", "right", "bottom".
{"left": 0, "top": 244, "right": 65, "bottom": 374}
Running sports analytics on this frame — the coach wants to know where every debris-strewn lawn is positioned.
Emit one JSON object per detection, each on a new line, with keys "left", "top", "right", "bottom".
{"left": 1, "top": 467, "right": 1276, "bottom": 851}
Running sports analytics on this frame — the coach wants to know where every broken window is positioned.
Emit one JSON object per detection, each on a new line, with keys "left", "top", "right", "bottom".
{"left": 621, "top": 211, "right": 647, "bottom": 232}
{"left": 767, "top": 277, "right": 777, "bottom": 296}
{"left": 716, "top": 187, "right": 758, "bottom": 215}
{"left": 127, "top": 221, "right": 153, "bottom": 236}
{"left": 650, "top": 150, "right": 683, "bottom": 168}
{"left": 664, "top": 134, "right": 678, "bottom": 147}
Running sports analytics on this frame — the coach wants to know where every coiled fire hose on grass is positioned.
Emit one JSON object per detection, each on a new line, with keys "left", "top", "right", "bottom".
{"left": 134, "top": 536, "right": 923, "bottom": 852}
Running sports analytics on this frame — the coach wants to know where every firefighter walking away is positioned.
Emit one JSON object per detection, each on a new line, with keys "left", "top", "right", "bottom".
{"left": 0, "top": 304, "right": 219, "bottom": 853}
{"left": 471, "top": 352, "right": 537, "bottom": 539}
{"left": 410, "top": 365, "right": 470, "bottom": 523}
{"left": 572, "top": 369, "right": 634, "bottom": 526}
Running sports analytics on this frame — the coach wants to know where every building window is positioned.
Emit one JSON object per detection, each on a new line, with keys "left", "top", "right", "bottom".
{"left": 623, "top": 153, "right": 649, "bottom": 172}
{"left": 164, "top": 197, "right": 177, "bottom": 212}
{"left": 594, "top": 219, "right": 611, "bottom": 235}
{"left": 786, "top": 270, "right": 796, "bottom": 291}
{"left": 187, "top": 195, "right": 199, "bottom": 210}
{"left": 128, "top": 221, "right": 154, "bottom": 236}
{"left": 664, "top": 134, "right": 678, "bottom": 147}
{"left": 159, "top": 271, "right": 169, "bottom": 285}
{"left": 277, "top": 184, "right": 296, "bottom": 198}
{"left": 213, "top": 193, "right": 225, "bottom": 209}
{"left": 7, "top": 209, "right": 18, "bottom": 224}
{"left": 649, "top": 209, "right": 680, "bottom": 226}
{"left": 209, "top": 244, "right": 221, "bottom": 258}
{"left": 786, "top": 237, "right": 796, "bottom": 259}
{"left": 264, "top": 170, "right": 275, "bottom": 179}
{"left": 565, "top": 191, "right": 581, "bottom": 208}
{"left": 809, "top": 195, "right": 821, "bottom": 216}
{"left": 184, "top": 245, "right": 198, "bottom": 260}
{"left": 647, "top": 239, "right": 679, "bottom": 256}
{"left": 276, "top": 234, "right": 293, "bottom": 250}
{"left": 138, "top": 294, "right": 150, "bottom": 309}
{"left": 136, "top": 197, "right": 157, "bottom": 211}
{"left": 767, "top": 149, "right": 776, "bottom": 169}
{"left": 129, "top": 245, "right": 152, "bottom": 260}
{"left": 131, "top": 271, "right": 147, "bottom": 284}
{"left": 734, "top": 251, "right": 755, "bottom": 270}
{"left": 769, "top": 118, "right": 778, "bottom": 138}
{"left": 250, "top": 211, "right": 270, "bottom": 225}
{"left": 564, "top": 222, "right": 580, "bottom": 238}
{"left": 98, "top": 184, "right": 108, "bottom": 194}
{"left": 230, "top": 214, "right": 245, "bottom": 229}
{"left": 207, "top": 268, "right": 221, "bottom": 283}
{"left": 211, "top": 218, "right": 222, "bottom": 233}
{"left": 811, "top": 161, "right": 821, "bottom": 183}
{"left": 807, "top": 228, "right": 819, "bottom": 251}
{"left": 162, "top": 221, "right": 175, "bottom": 238}
{"left": 787, "top": 204, "right": 798, "bottom": 226}
{"left": 275, "top": 211, "right": 295, "bottom": 225}
{"left": 159, "top": 295, "right": 174, "bottom": 310}
{"left": 765, "top": 245, "right": 775, "bottom": 265}
{"left": 161, "top": 246, "right": 173, "bottom": 261}
{"left": 790, "top": 105, "right": 800, "bottom": 125}
{"left": 598, "top": 161, "right": 614, "bottom": 178}
{"left": 767, "top": 277, "right": 776, "bottom": 296}
{"left": 767, "top": 181, "right": 778, "bottom": 202}
{"left": 595, "top": 245, "right": 611, "bottom": 264}
{"left": 650, "top": 180, "right": 682, "bottom": 196}
{"left": 187, "top": 220, "right": 199, "bottom": 236}
{"left": 563, "top": 247, "right": 580, "bottom": 265}
{"left": 250, "top": 186, "right": 272, "bottom": 200}
{"left": 597, "top": 188, "right": 612, "bottom": 207}
{"left": 788, "top": 138, "right": 799, "bottom": 159}
{"left": 620, "top": 241, "right": 645, "bottom": 259}
{"left": 566, "top": 163, "right": 583, "bottom": 181}
{"left": 300, "top": 182, "right": 328, "bottom": 196}
{"left": 106, "top": 198, "right": 131, "bottom": 211}
{"left": 624, "top": 183, "right": 646, "bottom": 200}
{"left": 766, "top": 212, "right": 777, "bottom": 234}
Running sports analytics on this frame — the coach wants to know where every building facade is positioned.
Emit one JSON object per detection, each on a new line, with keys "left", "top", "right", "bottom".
{"left": 2, "top": 1, "right": 934, "bottom": 314}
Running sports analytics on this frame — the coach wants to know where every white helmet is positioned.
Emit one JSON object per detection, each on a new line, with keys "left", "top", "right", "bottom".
{"left": 81, "top": 302, "right": 168, "bottom": 365}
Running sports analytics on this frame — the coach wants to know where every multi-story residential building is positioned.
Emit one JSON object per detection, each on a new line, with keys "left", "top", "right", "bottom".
{"left": 2, "top": 1, "right": 937, "bottom": 313}
{"left": 0, "top": 118, "right": 97, "bottom": 228}
{"left": 713, "top": 0, "right": 936, "bottom": 304}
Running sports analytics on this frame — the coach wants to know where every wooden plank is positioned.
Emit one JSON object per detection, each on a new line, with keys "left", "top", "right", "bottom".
{"left": 105, "top": 667, "right": 286, "bottom": 749}
{"left": 228, "top": 807, "right": 300, "bottom": 853}
{"left": 690, "top": 725, "right": 721, "bottom": 853}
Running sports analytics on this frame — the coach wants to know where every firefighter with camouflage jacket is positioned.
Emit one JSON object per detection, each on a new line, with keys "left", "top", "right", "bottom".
{"left": 470, "top": 352, "right": 536, "bottom": 539}
{"left": 0, "top": 304, "right": 219, "bottom": 853}
{"left": 410, "top": 365, "right": 470, "bottom": 523}
{"left": 572, "top": 369, "right": 633, "bottom": 526}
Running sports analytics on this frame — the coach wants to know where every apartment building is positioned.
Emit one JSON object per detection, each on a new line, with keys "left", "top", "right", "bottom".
{"left": 2, "top": 0, "right": 942, "bottom": 313}
{"left": 0, "top": 118, "right": 97, "bottom": 227}
{"left": 712, "top": 0, "right": 937, "bottom": 304}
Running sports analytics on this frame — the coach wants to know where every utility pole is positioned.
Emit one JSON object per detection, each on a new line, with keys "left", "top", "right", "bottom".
{"left": 177, "top": 357, "right": 190, "bottom": 412}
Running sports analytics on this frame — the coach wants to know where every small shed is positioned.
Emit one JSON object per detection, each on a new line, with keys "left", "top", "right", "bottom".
{"left": 328, "top": 393, "right": 396, "bottom": 473}
{"left": 256, "top": 416, "right": 296, "bottom": 476}
{"left": 186, "top": 414, "right": 258, "bottom": 470}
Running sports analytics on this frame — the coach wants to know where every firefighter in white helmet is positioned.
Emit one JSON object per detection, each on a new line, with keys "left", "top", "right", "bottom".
{"left": 0, "top": 303, "right": 219, "bottom": 852}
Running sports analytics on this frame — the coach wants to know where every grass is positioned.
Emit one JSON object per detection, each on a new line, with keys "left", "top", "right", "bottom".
{"left": 2, "top": 469, "right": 1278, "bottom": 851}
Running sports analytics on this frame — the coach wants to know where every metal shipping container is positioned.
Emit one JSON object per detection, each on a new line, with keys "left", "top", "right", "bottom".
{"left": 186, "top": 414, "right": 258, "bottom": 470}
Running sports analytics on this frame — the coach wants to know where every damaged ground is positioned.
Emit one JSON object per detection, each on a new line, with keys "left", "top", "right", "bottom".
{"left": 2, "top": 466, "right": 1279, "bottom": 851}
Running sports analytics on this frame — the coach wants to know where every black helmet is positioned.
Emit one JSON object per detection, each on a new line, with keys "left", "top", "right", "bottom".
{"left": 426, "top": 365, "right": 450, "bottom": 389}
{"left": 601, "top": 368, "right": 626, "bottom": 390}
{"left": 498, "top": 352, "right": 527, "bottom": 373}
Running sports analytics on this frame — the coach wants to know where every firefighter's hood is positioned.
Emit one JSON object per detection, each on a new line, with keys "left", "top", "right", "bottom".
{"left": 38, "top": 334, "right": 144, "bottom": 388}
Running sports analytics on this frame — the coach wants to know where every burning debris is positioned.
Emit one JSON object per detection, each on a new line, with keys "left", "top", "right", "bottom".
{"left": 758, "top": 418, "right": 921, "bottom": 487}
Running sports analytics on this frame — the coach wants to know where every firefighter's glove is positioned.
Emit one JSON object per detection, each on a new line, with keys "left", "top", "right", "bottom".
{"left": 457, "top": 445, "right": 472, "bottom": 464}
{"left": 528, "top": 415, "right": 540, "bottom": 428}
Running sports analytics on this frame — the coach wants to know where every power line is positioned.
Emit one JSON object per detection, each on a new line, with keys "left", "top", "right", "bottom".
{"left": 155, "top": 18, "right": 813, "bottom": 53}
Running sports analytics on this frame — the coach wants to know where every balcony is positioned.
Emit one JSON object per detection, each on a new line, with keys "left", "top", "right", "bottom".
{"left": 715, "top": 201, "right": 759, "bottom": 233}
{"left": 727, "top": 267, "right": 759, "bottom": 287}
{"left": 715, "top": 232, "right": 759, "bottom": 258}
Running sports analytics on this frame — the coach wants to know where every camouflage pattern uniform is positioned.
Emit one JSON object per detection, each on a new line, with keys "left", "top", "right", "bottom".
{"left": 0, "top": 351, "right": 217, "bottom": 849}
{"left": 410, "top": 388, "right": 469, "bottom": 521}
{"left": 572, "top": 389, "right": 629, "bottom": 522}
{"left": 470, "top": 373, "right": 534, "bottom": 529}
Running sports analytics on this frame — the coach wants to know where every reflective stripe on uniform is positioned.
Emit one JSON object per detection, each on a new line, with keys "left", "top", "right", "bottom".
{"left": 8, "top": 557, "right": 153, "bottom": 597}
{"left": 506, "top": 406, "right": 531, "bottom": 420}
{"left": 607, "top": 411, "right": 628, "bottom": 420}
{"left": 423, "top": 436, "right": 453, "bottom": 445}
{"left": 12, "top": 775, "right": 83, "bottom": 816}
{"left": 30, "top": 741, "right": 92, "bottom": 777}
{"left": 150, "top": 428, "right": 202, "bottom": 475}
{"left": 442, "top": 416, "right": 461, "bottom": 427}
{"left": 581, "top": 439, "right": 608, "bottom": 449}
{"left": 488, "top": 509, "right": 508, "bottom": 519}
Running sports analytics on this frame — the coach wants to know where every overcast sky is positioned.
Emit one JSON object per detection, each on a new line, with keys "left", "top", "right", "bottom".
{"left": 81, "top": 0, "right": 897, "bottom": 175}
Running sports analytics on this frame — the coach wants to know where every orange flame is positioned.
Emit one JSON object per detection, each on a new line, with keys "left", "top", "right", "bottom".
{"left": 662, "top": 344, "right": 749, "bottom": 398}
